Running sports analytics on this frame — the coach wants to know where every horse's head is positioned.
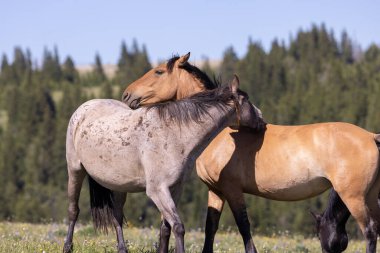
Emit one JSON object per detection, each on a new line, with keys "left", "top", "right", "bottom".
{"left": 122, "top": 52, "right": 212, "bottom": 109}
{"left": 311, "top": 211, "right": 348, "bottom": 253}
{"left": 228, "top": 75, "right": 266, "bottom": 131}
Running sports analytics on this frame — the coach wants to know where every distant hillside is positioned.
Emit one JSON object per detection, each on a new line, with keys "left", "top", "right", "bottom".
{"left": 76, "top": 59, "right": 221, "bottom": 78}
{"left": 76, "top": 64, "right": 118, "bottom": 78}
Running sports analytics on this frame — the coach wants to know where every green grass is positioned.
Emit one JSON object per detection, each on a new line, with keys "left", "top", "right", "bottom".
{"left": 0, "top": 222, "right": 373, "bottom": 252}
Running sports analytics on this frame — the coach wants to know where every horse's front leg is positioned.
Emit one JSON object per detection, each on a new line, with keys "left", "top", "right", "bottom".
{"left": 147, "top": 185, "right": 185, "bottom": 253}
{"left": 202, "top": 189, "right": 225, "bottom": 253}
{"left": 225, "top": 190, "right": 257, "bottom": 253}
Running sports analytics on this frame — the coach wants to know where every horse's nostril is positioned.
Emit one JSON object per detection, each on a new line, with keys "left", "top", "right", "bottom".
{"left": 122, "top": 92, "right": 129, "bottom": 102}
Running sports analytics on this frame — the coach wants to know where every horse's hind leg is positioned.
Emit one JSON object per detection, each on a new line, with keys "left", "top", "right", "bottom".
{"left": 158, "top": 217, "right": 171, "bottom": 253}
{"left": 365, "top": 191, "right": 380, "bottom": 252}
{"left": 342, "top": 196, "right": 376, "bottom": 252}
{"left": 336, "top": 175, "right": 380, "bottom": 253}
{"left": 112, "top": 192, "right": 127, "bottom": 253}
{"left": 225, "top": 190, "right": 257, "bottom": 253}
{"left": 364, "top": 169, "right": 380, "bottom": 253}
{"left": 63, "top": 164, "right": 86, "bottom": 253}
{"left": 202, "top": 189, "right": 226, "bottom": 253}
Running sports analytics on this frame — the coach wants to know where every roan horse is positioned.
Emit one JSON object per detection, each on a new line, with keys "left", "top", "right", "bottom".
{"left": 63, "top": 76, "right": 263, "bottom": 253}
{"left": 123, "top": 53, "right": 380, "bottom": 253}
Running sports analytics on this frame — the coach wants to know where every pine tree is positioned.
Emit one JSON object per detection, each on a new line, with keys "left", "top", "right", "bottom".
{"left": 62, "top": 56, "right": 78, "bottom": 83}
{"left": 93, "top": 53, "right": 106, "bottom": 82}
{"left": 364, "top": 44, "right": 380, "bottom": 62}
{"left": 116, "top": 41, "right": 131, "bottom": 85}
{"left": 1, "top": 54, "right": 10, "bottom": 73}
{"left": 115, "top": 40, "right": 152, "bottom": 87}
{"left": 366, "top": 78, "right": 380, "bottom": 132}
{"left": 201, "top": 56, "right": 216, "bottom": 80}
{"left": 340, "top": 31, "right": 354, "bottom": 64}
{"left": 238, "top": 39, "right": 266, "bottom": 104}
{"left": 219, "top": 46, "right": 239, "bottom": 82}
{"left": 42, "top": 47, "right": 62, "bottom": 83}
{"left": 0, "top": 54, "right": 13, "bottom": 86}
{"left": 12, "top": 47, "right": 27, "bottom": 84}
{"left": 136, "top": 44, "right": 152, "bottom": 74}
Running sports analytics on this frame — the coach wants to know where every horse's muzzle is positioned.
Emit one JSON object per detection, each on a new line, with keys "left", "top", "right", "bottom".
{"left": 122, "top": 93, "right": 142, "bottom": 109}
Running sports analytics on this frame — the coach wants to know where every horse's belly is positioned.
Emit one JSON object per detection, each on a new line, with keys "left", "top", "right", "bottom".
{"left": 77, "top": 137, "right": 147, "bottom": 192}
{"left": 250, "top": 141, "right": 331, "bottom": 200}
{"left": 88, "top": 170, "right": 146, "bottom": 192}
{"left": 252, "top": 175, "right": 331, "bottom": 201}
{"left": 82, "top": 156, "right": 146, "bottom": 192}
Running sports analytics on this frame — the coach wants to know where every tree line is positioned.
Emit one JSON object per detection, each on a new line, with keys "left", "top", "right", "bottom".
{"left": 0, "top": 24, "right": 379, "bottom": 236}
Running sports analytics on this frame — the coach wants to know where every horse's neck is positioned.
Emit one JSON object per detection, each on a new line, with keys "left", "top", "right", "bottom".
{"left": 178, "top": 106, "right": 233, "bottom": 159}
{"left": 176, "top": 78, "right": 205, "bottom": 99}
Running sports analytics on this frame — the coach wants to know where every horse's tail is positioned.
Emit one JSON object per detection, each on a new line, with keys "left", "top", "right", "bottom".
{"left": 88, "top": 176, "right": 114, "bottom": 233}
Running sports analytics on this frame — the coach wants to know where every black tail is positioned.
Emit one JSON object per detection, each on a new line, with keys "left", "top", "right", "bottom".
{"left": 88, "top": 176, "right": 114, "bottom": 233}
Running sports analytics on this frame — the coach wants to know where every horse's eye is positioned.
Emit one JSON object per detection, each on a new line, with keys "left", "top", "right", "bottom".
{"left": 155, "top": 70, "right": 164, "bottom": 75}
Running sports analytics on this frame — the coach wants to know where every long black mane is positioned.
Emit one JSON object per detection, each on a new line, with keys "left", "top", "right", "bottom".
{"left": 148, "top": 85, "right": 236, "bottom": 126}
{"left": 166, "top": 55, "right": 220, "bottom": 90}
{"left": 321, "top": 190, "right": 350, "bottom": 224}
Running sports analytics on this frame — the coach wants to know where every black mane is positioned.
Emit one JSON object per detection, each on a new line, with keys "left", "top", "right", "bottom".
{"left": 322, "top": 190, "right": 350, "bottom": 224}
{"left": 166, "top": 55, "right": 180, "bottom": 73}
{"left": 148, "top": 85, "right": 236, "bottom": 126}
{"left": 166, "top": 55, "right": 220, "bottom": 90}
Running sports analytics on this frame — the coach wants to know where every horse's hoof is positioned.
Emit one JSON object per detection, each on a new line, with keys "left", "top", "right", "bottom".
{"left": 63, "top": 243, "right": 73, "bottom": 253}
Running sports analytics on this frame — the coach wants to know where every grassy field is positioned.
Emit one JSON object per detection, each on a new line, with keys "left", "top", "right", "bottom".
{"left": 0, "top": 222, "right": 373, "bottom": 253}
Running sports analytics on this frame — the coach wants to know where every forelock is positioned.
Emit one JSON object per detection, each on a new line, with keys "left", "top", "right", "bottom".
{"left": 166, "top": 55, "right": 180, "bottom": 73}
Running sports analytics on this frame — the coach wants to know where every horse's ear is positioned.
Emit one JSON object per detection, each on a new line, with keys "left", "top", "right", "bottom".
{"left": 178, "top": 52, "right": 191, "bottom": 67}
{"left": 229, "top": 74, "right": 240, "bottom": 94}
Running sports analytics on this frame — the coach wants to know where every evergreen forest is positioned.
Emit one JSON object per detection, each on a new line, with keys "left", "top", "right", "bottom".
{"left": 0, "top": 24, "right": 379, "bottom": 237}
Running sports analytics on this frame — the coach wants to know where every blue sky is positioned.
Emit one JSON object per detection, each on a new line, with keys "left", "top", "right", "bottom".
{"left": 1, "top": 0, "right": 379, "bottom": 65}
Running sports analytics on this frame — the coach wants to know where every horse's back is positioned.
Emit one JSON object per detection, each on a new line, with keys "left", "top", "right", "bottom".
{"left": 294, "top": 122, "right": 377, "bottom": 160}
{"left": 263, "top": 122, "right": 376, "bottom": 153}
{"left": 70, "top": 99, "right": 131, "bottom": 124}
{"left": 259, "top": 122, "right": 378, "bottom": 184}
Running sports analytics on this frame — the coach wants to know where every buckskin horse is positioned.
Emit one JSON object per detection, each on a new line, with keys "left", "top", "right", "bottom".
{"left": 123, "top": 53, "right": 380, "bottom": 253}
{"left": 63, "top": 76, "right": 263, "bottom": 253}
